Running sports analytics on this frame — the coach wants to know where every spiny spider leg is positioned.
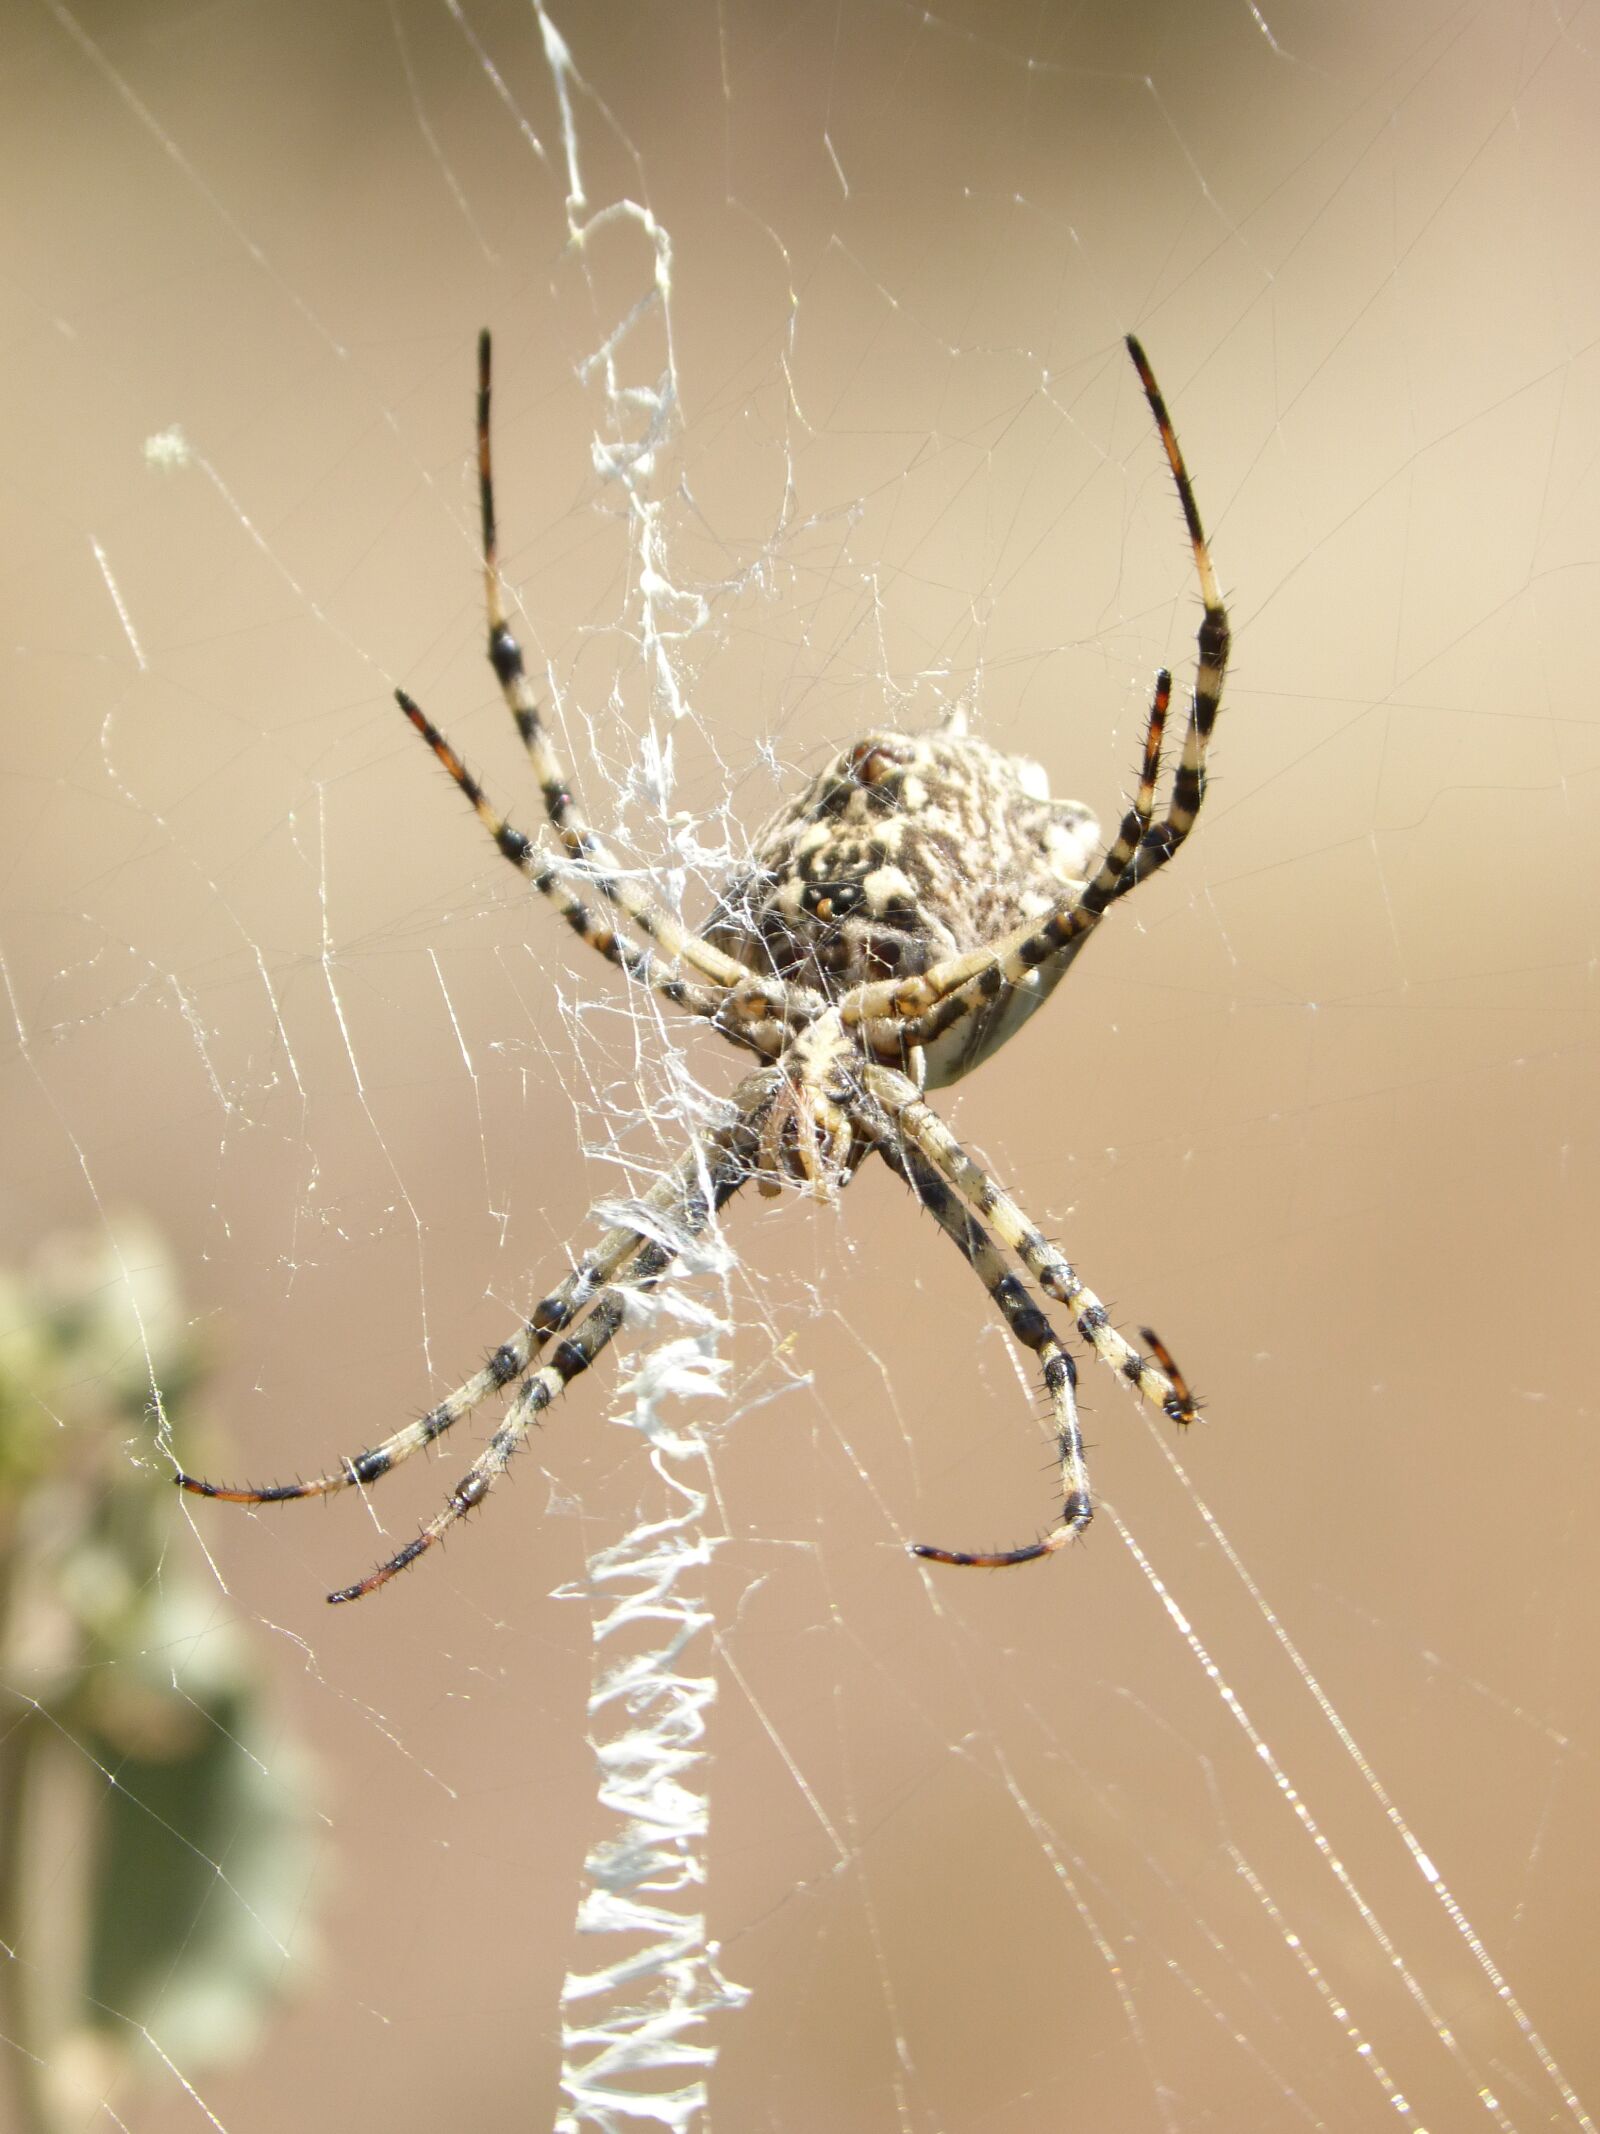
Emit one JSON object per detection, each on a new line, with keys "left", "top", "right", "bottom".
{"left": 176, "top": 1096, "right": 768, "bottom": 1547}
{"left": 841, "top": 334, "right": 1229, "bottom": 1044}
{"left": 1135, "top": 1325, "right": 1197, "bottom": 1418}
{"left": 327, "top": 1105, "right": 765, "bottom": 1603}
{"left": 895, "top": 667, "right": 1170, "bottom": 1063}
{"left": 869, "top": 1125, "right": 1091, "bottom": 1566}
{"left": 328, "top": 1290, "right": 626, "bottom": 1604}
{"left": 1118, "top": 334, "right": 1229, "bottom": 883}
{"left": 394, "top": 687, "right": 786, "bottom": 1057}
{"left": 1086, "top": 664, "right": 1171, "bottom": 909}
{"left": 863, "top": 1063, "right": 1197, "bottom": 1430}
{"left": 467, "top": 329, "right": 811, "bottom": 1023}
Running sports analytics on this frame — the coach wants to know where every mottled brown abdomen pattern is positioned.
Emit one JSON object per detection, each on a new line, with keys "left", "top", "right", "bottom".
{"left": 705, "top": 725, "right": 1099, "bottom": 1003}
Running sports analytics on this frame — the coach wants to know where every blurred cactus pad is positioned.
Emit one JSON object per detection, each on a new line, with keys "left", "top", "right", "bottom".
{"left": 0, "top": 1221, "right": 318, "bottom": 2134}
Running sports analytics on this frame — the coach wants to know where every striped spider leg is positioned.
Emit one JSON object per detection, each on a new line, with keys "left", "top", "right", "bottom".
{"left": 875, "top": 663, "right": 1171, "bottom": 1075}
{"left": 844, "top": 334, "right": 1229, "bottom": 1065}
{"left": 178, "top": 1080, "right": 779, "bottom": 1601}
{"left": 178, "top": 329, "right": 1227, "bottom": 1596}
{"left": 860, "top": 1063, "right": 1195, "bottom": 1563}
{"left": 408, "top": 329, "right": 821, "bottom": 1055}
{"left": 852, "top": 1084, "right": 1092, "bottom": 1561}
{"left": 451, "top": 329, "right": 815, "bottom": 1044}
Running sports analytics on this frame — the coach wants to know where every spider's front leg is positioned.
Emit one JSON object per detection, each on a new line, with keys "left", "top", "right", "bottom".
{"left": 862, "top": 1112, "right": 1092, "bottom": 1566}
{"left": 860, "top": 1065, "right": 1196, "bottom": 1568}
{"left": 867, "top": 1065, "right": 1196, "bottom": 1427}
{"left": 177, "top": 1074, "right": 781, "bottom": 1601}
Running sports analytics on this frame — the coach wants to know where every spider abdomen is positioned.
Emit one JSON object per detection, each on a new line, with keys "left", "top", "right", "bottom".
{"left": 706, "top": 725, "right": 1099, "bottom": 1079}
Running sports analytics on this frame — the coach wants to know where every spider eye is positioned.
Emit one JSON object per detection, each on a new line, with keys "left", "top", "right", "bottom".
{"left": 802, "top": 879, "right": 865, "bottom": 922}
{"left": 847, "top": 740, "right": 907, "bottom": 785}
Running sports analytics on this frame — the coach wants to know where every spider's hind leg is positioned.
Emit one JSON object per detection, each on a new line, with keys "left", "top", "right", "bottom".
{"left": 841, "top": 335, "right": 1228, "bottom": 1052}
{"left": 893, "top": 668, "right": 1172, "bottom": 1068}
{"left": 468, "top": 330, "right": 794, "bottom": 1011}
{"left": 392, "top": 687, "right": 775, "bottom": 1047}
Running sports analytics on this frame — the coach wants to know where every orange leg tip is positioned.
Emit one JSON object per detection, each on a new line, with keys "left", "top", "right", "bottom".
{"left": 175, "top": 1473, "right": 246, "bottom": 1500}
{"left": 1139, "top": 1324, "right": 1198, "bottom": 1422}
{"left": 909, "top": 1539, "right": 1054, "bottom": 1569}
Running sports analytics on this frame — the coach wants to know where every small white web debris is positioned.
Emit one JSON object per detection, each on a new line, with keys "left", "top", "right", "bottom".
{"left": 143, "top": 425, "right": 192, "bottom": 470}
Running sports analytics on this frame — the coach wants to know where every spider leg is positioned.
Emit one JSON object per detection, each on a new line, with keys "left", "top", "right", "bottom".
{"left": 1088, "top": 660, "right": 1173, "bottom": 910}
{"left": 176, "top": 1084, "right": 771, "bottom": 1524}
{"left": 1073, "top": 660, "right": 1171, "bottom": 914}
{"left": 868, "top": 1124, "right": 1091, "bottom": 1566}
{"left": 892, "top": 669, "right": 1170, "bottom": 1063}
{"left": 842, "top": 335, "right": 1228, "bottom": 1045}
{"left": 176, "top": 1223, "right": 661, "bottom": 1507}
{"left": 326, "top": 1100, "right": 763, "bottom": 1603}
{"left": 863, "top": 1064, "right": 1197, "bottom": 1429}
{"left": 1118, "top": 334, "right": 1229, "bottom": 888}
{"left": 325, "top": 1291, "right": 628, "bottom": 1603}
{"left": 468, "top": 329, "right": 809, "bottom": 1024}
{"left": 394, "top": 687, "right": 787, "bottom": 1057}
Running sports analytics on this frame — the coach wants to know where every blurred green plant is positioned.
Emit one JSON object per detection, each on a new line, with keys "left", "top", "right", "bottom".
{"left": 0, "top": 1221, "right": 318, "bottom": 2134}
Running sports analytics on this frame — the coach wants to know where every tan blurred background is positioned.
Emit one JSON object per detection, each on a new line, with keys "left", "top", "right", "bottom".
{"left": 4, "top": 0, "right": 1598, "bottom": 2127}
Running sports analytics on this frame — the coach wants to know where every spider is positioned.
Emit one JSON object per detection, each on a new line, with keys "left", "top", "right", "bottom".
{"left": 177, "top": 330, "right": 1229, "bottom": 1603}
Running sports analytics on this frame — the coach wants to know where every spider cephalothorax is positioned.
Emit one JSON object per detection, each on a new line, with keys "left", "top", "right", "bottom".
{"left": 179, "top": 329, "right": 1228, "bottom": 1602}
{"left": 706, "top": 722, "right": 1101, "bottom": 1086}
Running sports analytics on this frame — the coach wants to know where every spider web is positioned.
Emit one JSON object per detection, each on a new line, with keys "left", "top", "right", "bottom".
{"left": 3, "top": 2, "right": 1598, "bottom": 2130}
